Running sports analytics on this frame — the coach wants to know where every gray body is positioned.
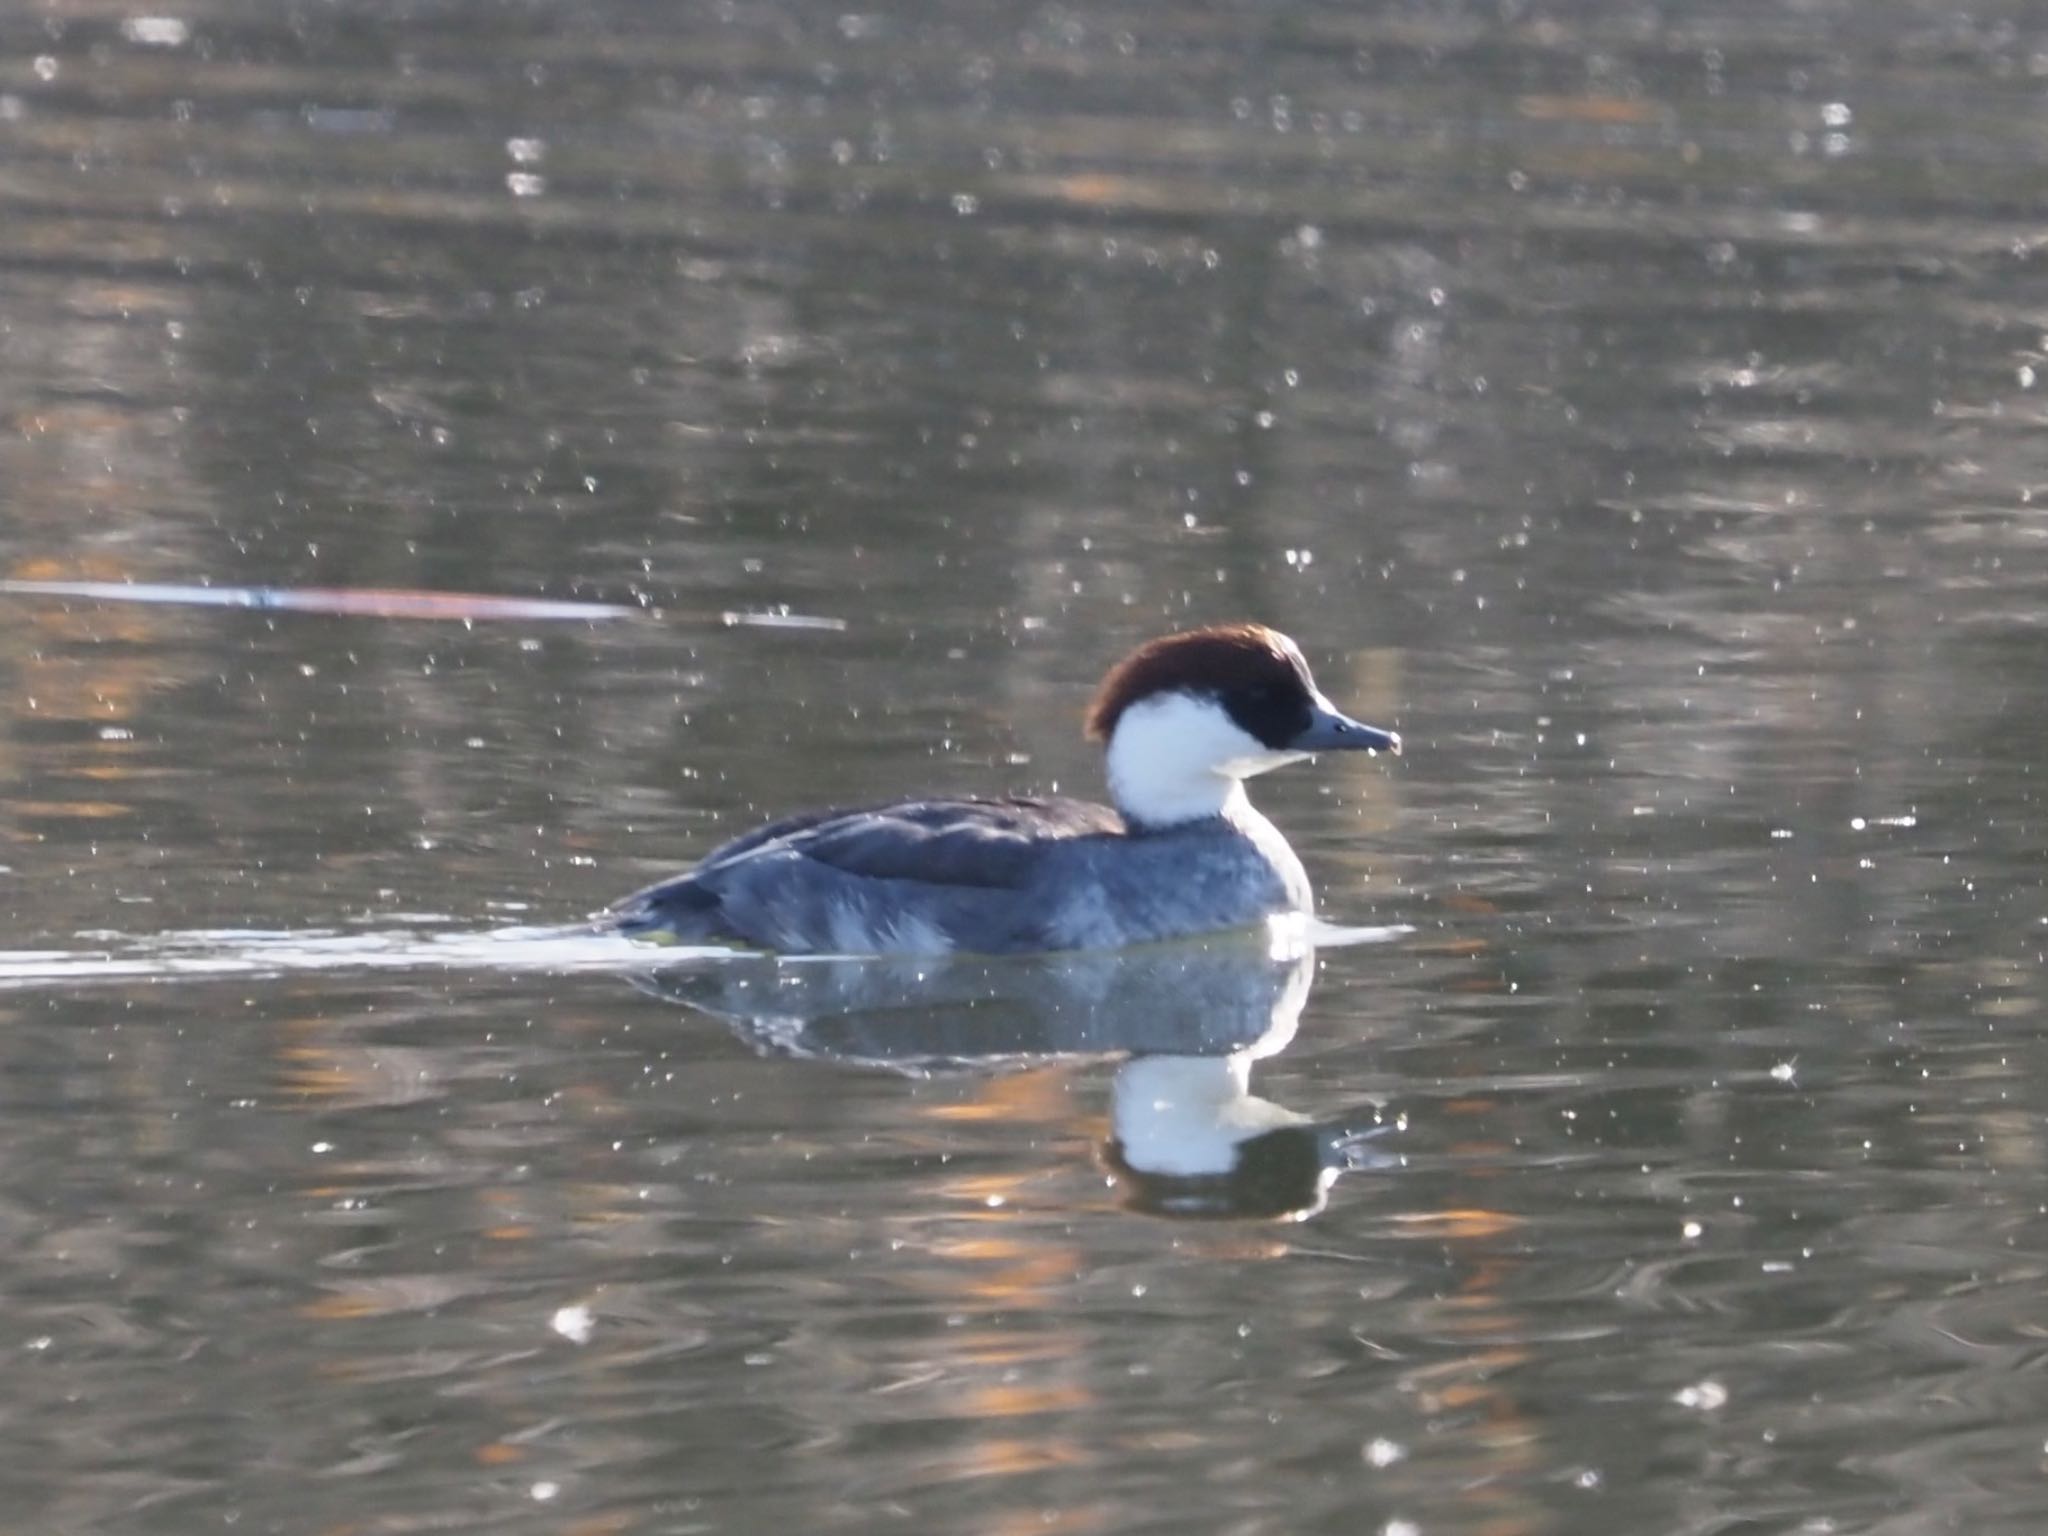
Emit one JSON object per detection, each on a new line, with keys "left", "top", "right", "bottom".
{"left": 609, "top": 794, "right": 1311, "bottom": 956}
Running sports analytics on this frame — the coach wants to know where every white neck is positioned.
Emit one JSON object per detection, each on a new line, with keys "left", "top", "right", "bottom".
{"left": 1104, "top": 692, "right": 1301, "bottom": 827}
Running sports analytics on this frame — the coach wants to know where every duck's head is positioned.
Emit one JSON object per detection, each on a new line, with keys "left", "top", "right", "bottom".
{"left": 1086, "top": 623, "right": 1400, "bottom": 827}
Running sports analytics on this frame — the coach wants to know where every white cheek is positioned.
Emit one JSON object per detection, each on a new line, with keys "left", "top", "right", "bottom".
{"left": 1116, "top": 694, "right": 1267, "bottom": 774}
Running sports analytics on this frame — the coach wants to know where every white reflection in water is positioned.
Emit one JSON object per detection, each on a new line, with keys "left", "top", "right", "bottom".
{"left": 632, "top": 924, "right": 1405, "bottom": 1221}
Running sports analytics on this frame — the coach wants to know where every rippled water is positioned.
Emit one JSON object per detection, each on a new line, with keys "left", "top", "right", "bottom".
{"left": 5, "top": 2, "right": 2048, "bottom": 1531}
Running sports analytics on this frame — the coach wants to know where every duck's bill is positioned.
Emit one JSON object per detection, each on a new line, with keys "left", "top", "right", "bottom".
{"left": 1290, "top": 702, "right": 1401, "bottom": 755}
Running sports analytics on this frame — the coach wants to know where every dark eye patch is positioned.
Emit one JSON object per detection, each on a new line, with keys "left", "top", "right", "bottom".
{"left": 1219, "top": 666, "right": 1315, "bottom": 749}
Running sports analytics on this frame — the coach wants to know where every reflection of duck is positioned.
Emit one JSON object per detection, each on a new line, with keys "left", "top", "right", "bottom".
{"left": 611, "top": 625, "right": 1398, "bottom": 955}
{"left": 1105, "top": 1054, "right": 1391, "bottom": 1222}
{"left": 631, "top": 923, "right": 1396, "bottom": 1221}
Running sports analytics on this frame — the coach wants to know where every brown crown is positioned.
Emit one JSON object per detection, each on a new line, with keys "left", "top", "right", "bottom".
{"left": 1084, "top": 623, "right": 1309, "bottom": 740}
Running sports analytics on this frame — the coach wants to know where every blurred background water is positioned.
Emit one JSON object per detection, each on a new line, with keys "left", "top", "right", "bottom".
{"left": 4, "top": 1, "right": 2048, "bottom": 1531}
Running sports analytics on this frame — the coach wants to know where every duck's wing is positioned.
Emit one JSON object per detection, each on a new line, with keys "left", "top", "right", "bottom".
{"left": 609, "top": 796, "right": 1123, "bottom": 955}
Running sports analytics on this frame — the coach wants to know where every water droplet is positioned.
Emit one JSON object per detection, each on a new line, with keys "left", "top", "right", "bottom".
{"left": 551, "top": 1304, "right": 595, "bottom": 1344}
{"left": 1675, "top": 1380, "right": 1728, "bottom": 1410}
{"left": 1363, "top": 1437, "right": 1407, "bottom": 1467}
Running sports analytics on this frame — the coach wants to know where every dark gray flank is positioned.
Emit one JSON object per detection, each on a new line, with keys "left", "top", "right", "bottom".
{"left": 608, "top": 794, "right": 1310, "bottom": 955}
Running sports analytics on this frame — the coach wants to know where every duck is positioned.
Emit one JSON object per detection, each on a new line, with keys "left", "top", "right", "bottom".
{"left": 608, "top": 623, "right": 1399, "bottom": 955}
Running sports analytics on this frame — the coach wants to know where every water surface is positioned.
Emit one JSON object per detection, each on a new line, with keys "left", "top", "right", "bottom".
{"left": 4, "top": 2, "right": 2048, "bottom": 1532}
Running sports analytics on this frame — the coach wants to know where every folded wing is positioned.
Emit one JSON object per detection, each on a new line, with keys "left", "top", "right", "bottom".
{"left": 609, "top": 796, "right": 1125, "bottom": 955}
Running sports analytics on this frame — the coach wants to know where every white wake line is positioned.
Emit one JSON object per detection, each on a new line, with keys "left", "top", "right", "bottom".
{"left": 0, "top": 926, "right": 730, "bottom": 990}
{"left": 0, "top": 919, "right": 1411, "bottom": 991}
